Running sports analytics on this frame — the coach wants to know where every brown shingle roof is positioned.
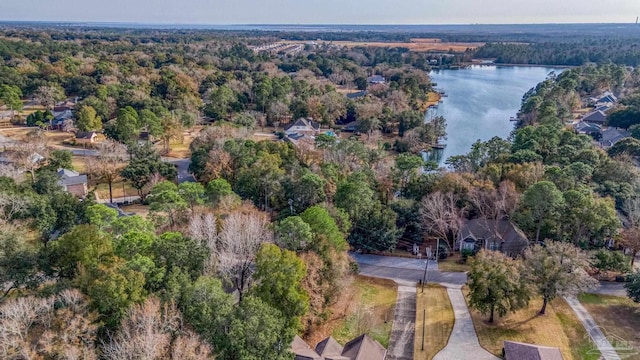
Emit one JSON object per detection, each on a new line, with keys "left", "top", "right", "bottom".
{"left": 503, "top": 341, "right": 564, "bottom": 360}
{"left": 315, "top": 336, "right": 344, "bottom": 357}
{"left": 340, "top": 334, "right": 386, "bottom": 360}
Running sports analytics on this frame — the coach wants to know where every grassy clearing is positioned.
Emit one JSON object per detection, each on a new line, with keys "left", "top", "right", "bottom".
{"left": 332, "top": 276, "right": 397, "bottom": 348}
{"left": 578, "top": 293, "right": 640, "bottom": 359}
{"left": 414, "top": 284, "right": 454, "bottom": 360}
{"left": 467, "top": 294, "right": 599, "bottom": 360}
{"left": 437, "top": 253, "right": 470, "bottom": 273}
{"left": 71, "top": 155, "right": 88, "bottom": 173}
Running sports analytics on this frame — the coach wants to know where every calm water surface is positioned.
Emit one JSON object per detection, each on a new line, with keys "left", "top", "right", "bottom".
{"left": 427, "top": 66, "right": 564, "bottom": 164}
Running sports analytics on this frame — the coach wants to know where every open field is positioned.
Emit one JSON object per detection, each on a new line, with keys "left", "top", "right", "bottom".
{"left": 467, "top": 294, "right": 600, "bottom": 360}
{"left": 578, "top": 293, "right": 640, "bottom": 359}
{"left": 279, "top": 39, "right": 484, "bottom": 52}
{"left": 414, "top": 284, "right": 454, "bottom": 360}
{"left": 305, "top": 275, "right": 397, "bottom": 349}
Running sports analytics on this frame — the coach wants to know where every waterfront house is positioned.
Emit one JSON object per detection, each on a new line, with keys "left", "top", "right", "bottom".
{"left": 57, "top": 168, "right": 88, "bottom": 198}
{"left": 292, "top": 334, "right": 386, "bottom": 360}
{"left": 457, "top": 218, "right": 529, "bottom": 257}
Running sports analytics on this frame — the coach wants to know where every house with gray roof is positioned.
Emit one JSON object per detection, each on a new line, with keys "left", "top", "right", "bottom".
{"left": 457, "top": 218, "right": 529, "bottom": 257}
{"left": 600, "top": 127, "right": 631, "bottom": 148}
{"left": 574, "top": 121, "right": 601, "bottom": 136}
{"left": 57, "top": 168, "right": 88, "bottom": 198}
{"left": 285, "top": 118, "right": 321, "bottom": 137}
{"left": 582, "top": 110, "right": 608, "bottom": 125}
{"left": 291, "top": 334, "right": 386, "bottom": 360}
{"left": 503, "top": 341, "right": 564, "bottom": 360}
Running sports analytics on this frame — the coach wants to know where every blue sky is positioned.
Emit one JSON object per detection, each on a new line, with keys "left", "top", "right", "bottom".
{"left": 1, "top": 0, "right": 639, "bottom": 24}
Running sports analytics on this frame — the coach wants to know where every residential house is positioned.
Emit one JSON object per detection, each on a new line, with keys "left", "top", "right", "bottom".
{"left": 367, "top": 75, "right": 386, "bottom": 84}
{"left": 600, "top": 127, "right": 631, "bottom": 148}
{"left": 457, "top": 218, "right": 529, "bottom": 257}
{"left": 582, "top": 110, "right": 608, "bottom": 125}
{"left": 52, "top": 109, "right": 74, "bottom": 130}
{"left": 596, "top": 91, "right": 618, "bottom": 105}
{"left": 285, "top": 118, "right": 321, "bottom": 137}
{"left": 503, "top": 341, "right": 564, "bottom": 360}
{"left": 75, "top": 131, "right": 99, "bottom": 144}
{"left": 57, "top": 168, "right": 88, "bottom": 198}
{"left": 588, "top": 91, "right": 618, "bottom": 107}
{"left": 291, "top": 334, "right": 386, "bottom": 360}
{"left": 574, "top": 121, "right": 601, "bottom": 137}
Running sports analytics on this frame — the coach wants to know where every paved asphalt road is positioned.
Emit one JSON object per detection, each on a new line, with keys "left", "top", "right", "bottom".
{"left": 351, "top": 253, "right": 467, "bottom": 286}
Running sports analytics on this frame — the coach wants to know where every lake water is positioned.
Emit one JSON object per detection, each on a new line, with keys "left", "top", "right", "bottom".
{"left": 426, "top": 65, "right": 564, "bottom": 165}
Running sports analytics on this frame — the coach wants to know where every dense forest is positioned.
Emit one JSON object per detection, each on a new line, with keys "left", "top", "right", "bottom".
{"left": 2, "top": 25, "right": 640, "bottom": 359}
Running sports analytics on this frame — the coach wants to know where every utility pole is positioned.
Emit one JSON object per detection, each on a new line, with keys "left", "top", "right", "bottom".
{"left": 421, "top": 308, "right": 426, "bottom": 351}
{"left": 421, "top": 256, "right": 429, "bottom": 293}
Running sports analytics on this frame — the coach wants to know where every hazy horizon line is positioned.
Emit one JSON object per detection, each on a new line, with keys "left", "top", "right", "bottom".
{"left": 0, "top": 20, "right": 638, "bottom": 27}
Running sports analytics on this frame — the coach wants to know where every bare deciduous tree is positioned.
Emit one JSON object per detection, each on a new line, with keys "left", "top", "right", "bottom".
{"left": 420, "top": 191, "right": 463, "bottom": 249}
{"left": 12, "top": 129, "right": 48, "bottom": 181}
{"left": 469, "top": 181, "right": 520, "bottom": 220}
{"left": 40, "top": 290, "right": 98, "bottom": 360}
{"left": 33, "top": 85, "right": 64, "bottom": 112}
{"left": 0, "top": 192, "right": 30, "bottom": 223}
{"left": 102, "top": 297, "right": 211, "bottom": 360}
{"left": 217, "top": 211, "right": 273, "bottom": 302}
{"left": 189, "top": 213, "right": 219, "bottom": 274}
{"left": 88, "top": 140, "right": 126, "bottom": 203}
